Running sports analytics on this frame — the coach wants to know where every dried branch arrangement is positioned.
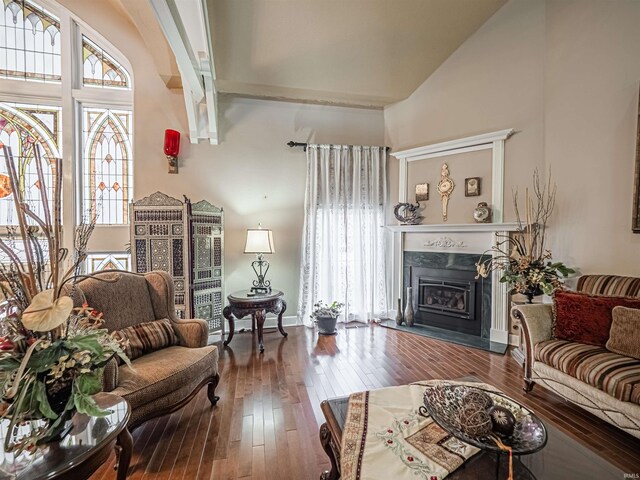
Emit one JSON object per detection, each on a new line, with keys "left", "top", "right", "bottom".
{"left": 476, "top": 169, "right": 574, "bottom": 300}
{"left": 0, "top": 144, "right": 129, "bottom": 453}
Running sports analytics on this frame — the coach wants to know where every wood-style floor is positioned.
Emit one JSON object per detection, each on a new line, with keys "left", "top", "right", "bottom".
{"left": 90, "top": 324, "right": 640, "bottom": 480}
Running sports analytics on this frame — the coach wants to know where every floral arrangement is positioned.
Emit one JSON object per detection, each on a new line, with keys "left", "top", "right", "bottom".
{"left": 476, "top": 170, "right": 574, "bottom": 301}
{"left": 310, "top": 301, "right": 344, "bottom": 320}
{"left": 0, "top": 144, "right": 130, "bottom": 453}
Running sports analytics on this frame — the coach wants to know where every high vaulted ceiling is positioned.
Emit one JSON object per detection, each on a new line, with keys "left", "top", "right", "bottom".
{"left": 208, "top": 0, "right": 507, "bottom": 108}
{"left": 124, "top": 0, "right": 507, "bottom": 143}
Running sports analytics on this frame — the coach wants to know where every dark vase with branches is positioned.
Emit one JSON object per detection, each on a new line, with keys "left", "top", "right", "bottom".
{"left": 476, "top": 170, "right": 575, "bottom": 302}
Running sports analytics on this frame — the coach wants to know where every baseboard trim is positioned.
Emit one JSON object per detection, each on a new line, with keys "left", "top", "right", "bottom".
{"left": 230, "top": 315, "right": 300, "bottom": 332}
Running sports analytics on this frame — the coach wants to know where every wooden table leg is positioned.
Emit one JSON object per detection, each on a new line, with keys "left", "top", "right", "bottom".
{"left": 277, "top": 299, "right": 288, "bottom": 338}
{"left": 115, "top": 427, "right": 133, "bottom": 480}
{"left": 223, "top": 305, "right": 234, "bottom": 347}
{"left": 256, "top": 309, "right": 266, "bottom": 352}
{"left": 319, "top": 423, "right": 339, "bottom": 480}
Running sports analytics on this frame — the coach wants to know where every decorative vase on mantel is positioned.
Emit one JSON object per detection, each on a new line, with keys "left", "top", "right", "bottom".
{"left": 404, "top": 288, "right": 415, "bottom": 327}
{"left": 395, "top": 299, "right": 404, "bottom": 326}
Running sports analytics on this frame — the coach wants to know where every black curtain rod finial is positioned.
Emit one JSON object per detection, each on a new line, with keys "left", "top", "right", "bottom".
{"left": 287, "top": 141, "right": 308, "bottom": 152}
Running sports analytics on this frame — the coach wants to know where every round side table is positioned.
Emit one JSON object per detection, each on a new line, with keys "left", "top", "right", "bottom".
{"left": 223, "top": 289, "right": 288, "bottom": 352}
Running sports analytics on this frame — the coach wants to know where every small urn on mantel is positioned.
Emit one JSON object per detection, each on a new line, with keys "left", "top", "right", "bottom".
{"left": 473, "top": 202, "right": 492, "bottom": 223}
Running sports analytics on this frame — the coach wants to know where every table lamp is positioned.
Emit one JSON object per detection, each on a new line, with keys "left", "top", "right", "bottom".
{"left": 244, "top": 225, "right": 274, "bottom": 294}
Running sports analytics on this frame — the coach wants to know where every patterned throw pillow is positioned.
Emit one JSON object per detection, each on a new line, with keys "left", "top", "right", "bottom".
{"left": 553, "top": 290, "right": 640, "bottom": 347}
{"left": 606, "top": 306, "right": 640, "bottom": 360}
{"left": 116, "top": 318, "right": 178, "bottom": 360}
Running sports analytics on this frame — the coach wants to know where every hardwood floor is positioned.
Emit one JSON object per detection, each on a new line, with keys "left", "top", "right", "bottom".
{"left": 90, "top": 324, "right": 640, "bottom": 480}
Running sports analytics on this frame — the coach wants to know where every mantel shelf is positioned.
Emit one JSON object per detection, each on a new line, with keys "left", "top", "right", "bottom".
{"left": 385, "top": 222, "right": 521, "bottom": 233}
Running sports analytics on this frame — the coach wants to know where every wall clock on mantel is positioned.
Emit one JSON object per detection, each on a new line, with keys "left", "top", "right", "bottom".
{"left": 437, "top": 163, "right": 455, "bottom": 221}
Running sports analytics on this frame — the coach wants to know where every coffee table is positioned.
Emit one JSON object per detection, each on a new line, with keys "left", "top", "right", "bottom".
{"left": 319, "top": 396, "right": 625, "bottom": 479}
{"left": 0, "top": 393, "right": 131, "bottom": 480}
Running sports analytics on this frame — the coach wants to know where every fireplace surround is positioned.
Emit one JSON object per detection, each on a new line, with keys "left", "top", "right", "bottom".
{"left": 404, "top": 251, "right": 491, "bottom": 341}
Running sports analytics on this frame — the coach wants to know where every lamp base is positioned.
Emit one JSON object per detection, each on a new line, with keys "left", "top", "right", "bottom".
{"left": 250, "top": 285, "right": 272, "bottom": 295}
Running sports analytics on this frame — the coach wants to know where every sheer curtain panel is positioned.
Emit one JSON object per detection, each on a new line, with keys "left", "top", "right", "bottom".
{"left": 298, "top": 144, "right": 388, "bottom": 326}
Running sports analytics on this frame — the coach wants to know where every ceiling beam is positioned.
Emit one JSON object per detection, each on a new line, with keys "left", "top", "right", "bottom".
{"left": 148, "top": 0, "right": 219, "bottom": 144}
{"left": 148, "top": 0, "right": 204, "bottom": 102}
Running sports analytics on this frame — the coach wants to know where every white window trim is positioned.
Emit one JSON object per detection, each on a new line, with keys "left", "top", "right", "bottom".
{"left": 0, "top": 0, "right": 134, "bottom": 254}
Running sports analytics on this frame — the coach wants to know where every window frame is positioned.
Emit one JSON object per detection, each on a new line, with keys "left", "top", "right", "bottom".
{"left": 0, "top": 0, "right": 134, "bottom": 253}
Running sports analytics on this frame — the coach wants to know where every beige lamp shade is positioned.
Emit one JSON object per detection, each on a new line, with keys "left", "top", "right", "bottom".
{"left": 244, "top": 228, "right": 275, "bottom": 254}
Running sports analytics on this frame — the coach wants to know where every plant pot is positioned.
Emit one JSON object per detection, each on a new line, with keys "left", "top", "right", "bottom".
{"left": 315, "top": 316, "right": 337, "bottom": 335}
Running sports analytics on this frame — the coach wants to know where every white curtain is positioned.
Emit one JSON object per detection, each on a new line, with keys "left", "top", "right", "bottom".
{"left": 298, "top": 144, "right": 388, "bottom": 326}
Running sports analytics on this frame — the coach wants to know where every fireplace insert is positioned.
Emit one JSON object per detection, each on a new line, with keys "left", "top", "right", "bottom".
{"left": 409, "top": 267, "right": 482, "bottom": 336}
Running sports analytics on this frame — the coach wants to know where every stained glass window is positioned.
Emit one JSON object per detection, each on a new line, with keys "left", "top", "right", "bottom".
{"left": 85, "top": 252, "right": 130, "bottom": 273}
{"left": 0, "top": 102, "right": 61, "bottom": 226}
{"left": 82, "top": 107, "right": 132, "bottom": 225}
{"left": 82, "top": 36, "right": 130, "bottom": 89}
{"left": 0, "top": 0, "right": 61, "bottom": 82}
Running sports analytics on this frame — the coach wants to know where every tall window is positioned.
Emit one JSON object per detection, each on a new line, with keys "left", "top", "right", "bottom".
{"left": 0, "top": 102, "right": 60, "bottom": 224}
{"left": 0, "top": 0, "right": 61, "bottom": 82}
{"left": 0, "top": 0, "right": 133, "bottom": 240}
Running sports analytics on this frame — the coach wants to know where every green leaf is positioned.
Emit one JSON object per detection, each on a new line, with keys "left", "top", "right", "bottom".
{"left": 32, "top": 380, "right": 58, "bottom": 420}
{"left": 63, "top": 335, "right": 103, "bottom": 356}
{"left": 29, "top": 344, "right": 66, "bottom": 372}
{"left": 0, "top": 356, "right": 20, "bottom": 371}
{"left": 73, "top": 392, "right": 109, "bottom": 417}
{"left": 75, "top": 372, "right": 102, "bottom": 396}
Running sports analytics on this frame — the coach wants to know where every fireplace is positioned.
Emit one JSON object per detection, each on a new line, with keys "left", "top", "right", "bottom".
{"left": 409, "top": 266, "right": 482, "bottom": 336}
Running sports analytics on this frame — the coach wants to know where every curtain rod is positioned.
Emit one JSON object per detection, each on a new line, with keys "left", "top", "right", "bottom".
{"left": 287, "top": 141, "right": 390, "bottom": 152}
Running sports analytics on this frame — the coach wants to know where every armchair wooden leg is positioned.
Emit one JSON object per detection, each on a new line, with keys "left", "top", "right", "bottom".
{"left": 523, "top": 378, "right": 535, "bottom": 393}
{"left": 208, "top": 374, "right": 220, "bottom": 406}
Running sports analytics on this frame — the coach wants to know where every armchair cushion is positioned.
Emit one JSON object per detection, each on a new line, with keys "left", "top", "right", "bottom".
{"left": 535, "top": 339, "right": 640, "bottom": 405}
{"left": 606, "top": 306, "right": 640, "bottom": 360}
{"left": 111, "top": 344, "right": 219, "bottom": 426}
{"left": 116, "top": 318, "right": 178, "bottom": 360}
{"left": 173, "top": 318, "right": 208, "bottom": 348}
{"left": 552, "top": 290, "right": 640, "bottom": 347}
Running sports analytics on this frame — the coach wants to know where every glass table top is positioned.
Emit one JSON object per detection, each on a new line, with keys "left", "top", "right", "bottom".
{"left": 0, "top": 393, "right": 129, "bottom": 480}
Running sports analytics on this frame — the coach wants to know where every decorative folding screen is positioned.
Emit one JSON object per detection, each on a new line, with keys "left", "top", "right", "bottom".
{"left": 130, "top": 192, "right": 224, "bottom": 333}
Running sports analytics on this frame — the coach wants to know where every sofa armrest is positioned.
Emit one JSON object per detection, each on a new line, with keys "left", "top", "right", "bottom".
{"left": 173, "top": 318, "right": 209, "bottom": 348}
{"left": 102, "top": 356, "right": 119, "bottom": 392}
{"left": 512, "top": 304, "right": 553, "bottom": 390}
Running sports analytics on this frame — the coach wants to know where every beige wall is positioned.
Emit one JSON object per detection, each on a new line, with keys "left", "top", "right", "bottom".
{"left": 59, "top": 0, "right": 385, "bottom": 317}
{"left": 385, "top": 0, "right": 640, "bottom": 277}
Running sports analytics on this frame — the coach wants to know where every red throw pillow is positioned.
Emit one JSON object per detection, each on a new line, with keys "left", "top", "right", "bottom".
{"left": 553, "top": 290, "right": 640, "bottom": 347}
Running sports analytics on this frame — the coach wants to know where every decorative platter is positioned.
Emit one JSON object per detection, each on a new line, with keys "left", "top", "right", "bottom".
{"left": 421, "top": 383, "right": 547, "bottom": 455}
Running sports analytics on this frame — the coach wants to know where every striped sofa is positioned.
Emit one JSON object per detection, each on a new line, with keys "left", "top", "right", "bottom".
{"left": 512, "top": 275, "right": 640, "bottom": 439}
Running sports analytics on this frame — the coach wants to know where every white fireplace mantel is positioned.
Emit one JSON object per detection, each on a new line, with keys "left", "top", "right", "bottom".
{"left": 385, "top": 222, "right": 520, "bottom": 234}
{"left": 389, "top": 130, "right": 517, "bottom": 346}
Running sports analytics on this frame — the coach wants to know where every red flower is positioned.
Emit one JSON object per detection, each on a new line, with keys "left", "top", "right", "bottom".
{"left": 0, "top": 337, "right": 13, "bottom": 351}
{"left": 407, "top": 456, "right": 414, "bottom": 462}
{"left": 387, "top": 429, "right": 393, "bottom": 433}
{"left": 387, "top": 440, "right": 393, "bottom": 444}
{"left": 403, "top": 420, "right": 409, "bottom": 425}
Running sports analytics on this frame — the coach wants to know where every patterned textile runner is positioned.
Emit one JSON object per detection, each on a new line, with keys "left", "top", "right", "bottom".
{"left": 340, "top": 380, "right": 488, "bottom": 480}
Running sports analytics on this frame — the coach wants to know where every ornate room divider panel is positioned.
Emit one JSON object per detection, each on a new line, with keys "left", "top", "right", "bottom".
{"left": 189, "top": 200, "right": 224, "bottom": 333}
{"left": 130, "top": 192, "right": 224, "bottom": 333}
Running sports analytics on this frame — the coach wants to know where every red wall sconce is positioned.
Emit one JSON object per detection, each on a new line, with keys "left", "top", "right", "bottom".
{"left": 164, "top": 129, "right": 181, "bottom": 174}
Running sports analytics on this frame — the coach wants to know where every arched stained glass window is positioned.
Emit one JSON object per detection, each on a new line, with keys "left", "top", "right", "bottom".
{"left": 82, "top": 107, "right": 132, "bottom": 225}
{"left": 82, "top": 36, "right": 130, "bottom": 89}
{"left": 86, "top": 252, "right": 130, "bottom": 273}
{"left": 0, "top": 0, "right": 61, "bottom": 82}
{"left": 0, "top": 102, "right": 60, "bottom": 225}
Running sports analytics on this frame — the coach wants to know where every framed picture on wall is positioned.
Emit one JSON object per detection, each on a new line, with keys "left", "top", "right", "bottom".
{"left": 633, "top": 85, "right": 640, "bottom": 233}
{"left": 464, "top": 177, "right": 481, "bottom": 197}
{"left": 415, "top": 183, "right": 429, "bottom": 202}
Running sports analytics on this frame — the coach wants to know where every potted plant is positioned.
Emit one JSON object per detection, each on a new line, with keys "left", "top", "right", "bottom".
{"left": 476, "top": 170, "right": 575, "bottom": 303}
{"left": 310, "top": 301, "right": 344, "bottom": 335}
{"left": 0, "top": 145, "right": 131, "bottom": 456}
